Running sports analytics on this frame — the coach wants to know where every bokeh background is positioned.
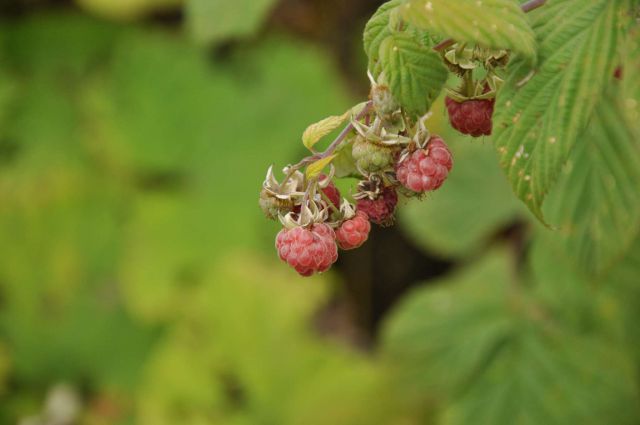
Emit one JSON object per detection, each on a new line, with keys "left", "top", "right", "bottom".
{"left": 1, "top": 1, "right": 639, "bottom": 424}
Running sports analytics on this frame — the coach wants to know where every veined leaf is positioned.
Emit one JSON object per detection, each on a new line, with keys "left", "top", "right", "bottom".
{"left": 302, "top": 110, "right": 349, "bottom": 151}
{"left": 543, "top": 83, "right": 640, "bottom": 277}
{"left": 363, "top": 0, "right": 403, "bottom": 70}
{"left": 378, "top": 31, "right": 448, "bottom": 116}
{"left": 493, "top": 0, "right": 623, "bottom": 220}
{"left": 382, "top": 249, "right": 640, "bottom": 425}
{"left": 306, "top": 155, "right": 337, "bottom": 179}
{"left": 402, "top": 0, "right": 536, "bottom": 59}
{"left": 621, "top": 25, "right": 640, "bottom": 133}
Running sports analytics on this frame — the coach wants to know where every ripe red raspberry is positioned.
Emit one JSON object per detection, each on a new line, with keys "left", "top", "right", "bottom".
{"left": 336, "top": 211, "right": 371, "bottom": 250}
{"left": 356, "top": 186, "right": 398, "bottom": 226}
{"left": 445, "top": 96, "right": 494, "bottom": 137}
{"left": 396, "top": 136, "right": 453, "bottom": 193}
{"left": 275, "top": 223, "right": 338, "bottom": 276}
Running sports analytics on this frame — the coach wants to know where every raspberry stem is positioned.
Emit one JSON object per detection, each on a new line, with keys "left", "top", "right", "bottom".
{"left": 279, "top": 101, "right": 374, "bottom": 190}
{"left": 433, "top": 0, "right": 547, "bottom": 52}
{"left": 320, "top": 190, "right": 340, "bottom": 214}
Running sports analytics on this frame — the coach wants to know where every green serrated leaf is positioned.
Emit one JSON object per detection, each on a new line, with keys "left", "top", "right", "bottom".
{"left": 402, "top": 0, "right": 536, "bottom": 59}
{"left": 444, "top": 330, "right": 638, "bottom": 425}
{"left": 378, "top": 31, "right": 448, "bottom": 116}
{"left": 363, "top": 0, "right": 403, "bottom": 69}
{"left": 382, "top": 251, "right": 514, "bottom": 396}
{"left": 543, "top": 83, "right": 640, "bottom": 277}
{"left": 383, "top": 249, "right": 640, "bottom": 425}
{"left": 306, "top": 155, "right": 337, "bottom": 179}
{"left": 302, "top": 111, "right": 349, "bottom": 151}
{"left": 493, "top": 0, "right": 622, "bottom": 221}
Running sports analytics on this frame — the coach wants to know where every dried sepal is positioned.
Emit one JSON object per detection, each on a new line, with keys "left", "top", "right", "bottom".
{"left": 259, "top": 166, "right": 307, "bottom": 219}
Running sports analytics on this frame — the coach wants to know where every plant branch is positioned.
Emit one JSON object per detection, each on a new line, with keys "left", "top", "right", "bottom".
{"left": 278, "top": 101, "right": 374, "bottom": 190}
{"left": 292, "top": 100, "right": 374, "bottom": 169}
{"left": 433, "top": 0, "right": 547, "bottom": 52}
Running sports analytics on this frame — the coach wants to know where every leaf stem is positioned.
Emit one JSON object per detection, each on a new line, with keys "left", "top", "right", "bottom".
{"left": 279, "top": 101, "right": 374, "bottom": 190}
{"left": 293, "top": 100, "right": 374, "bottom": 169}
{"left": 433, "top": 0, "right": 547, "bottom": 52}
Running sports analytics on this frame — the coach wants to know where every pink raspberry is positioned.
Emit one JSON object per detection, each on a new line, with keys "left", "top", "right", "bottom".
{"left": 336, "top": 211, "right": 371, "bottom": 250}
{"left": 396, "top": 136, "right": 453, "bottom": 193}
{"left": 445, "top": 96, "right": 494, "bottom": 137}
{"left": 319, "top": 174, "right": 341, "bottom": 208}
{"left": 275, "top": 223, "right": 338, "bottom": 276}
{"left": 356, "top": 186, "right": 398, "bottom": 226}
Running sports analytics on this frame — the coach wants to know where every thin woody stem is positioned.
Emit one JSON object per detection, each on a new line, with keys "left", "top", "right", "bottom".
{"left": 433, "top": 0, "right": 547, "bottom": 52}
{"left": 292, "top": 101, "right": 374, "bottom": 169}
{"left": 278, "top": 101, "right": 374, "bottom": 190}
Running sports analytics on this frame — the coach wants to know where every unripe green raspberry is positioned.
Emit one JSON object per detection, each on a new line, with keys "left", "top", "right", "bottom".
{"left": 352, "top": 136, "right": 397, "bottom": 173}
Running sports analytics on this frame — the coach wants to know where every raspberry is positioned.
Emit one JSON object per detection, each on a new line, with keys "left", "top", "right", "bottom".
{"left": 352, "top": 136, "right": 396, "bottom": 173}
{"left": 336, "top": 211, "right": 371, "bottom": 250}
{"left": 319, "top": 174, "right": 341, "bottom": 208}
{"left": 356, "top": 186, "right": 398, "bottom": 226}
{"left": 275, "top": 223, "right": 338, "bottom": 276}
{"left": 445, "top": 96, "right": 494, "bottom": 137}
{"left": 396, "top": 136, "right": 453, "bottom": 193}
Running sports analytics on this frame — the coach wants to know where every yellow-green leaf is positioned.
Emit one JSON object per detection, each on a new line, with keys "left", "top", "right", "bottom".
{"left": 306, "top": 154, "right": 337, "bottom": 179}
{"left": 302, "top": 111, "right": 349, "bottom": 151}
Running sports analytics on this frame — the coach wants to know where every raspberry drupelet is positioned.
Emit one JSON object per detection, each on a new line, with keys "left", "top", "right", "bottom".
{"left": 356, "top": 186, "right": 398, "bottom": 226}
{"left": 275, "top": 223, "right": 338, "bottom": 276}
{"left": 336, "top": 211, "right": 371, "bottom": 250}
{"left": 445, "top": 97, "right": 495, "bottom": 137}
{"left": 396, "top": 135, "right": 453, "bottom": 193}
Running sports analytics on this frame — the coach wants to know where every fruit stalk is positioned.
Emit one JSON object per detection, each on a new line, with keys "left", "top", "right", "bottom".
{"left": 279, "top": 101, "right": 374, "bottom": 190}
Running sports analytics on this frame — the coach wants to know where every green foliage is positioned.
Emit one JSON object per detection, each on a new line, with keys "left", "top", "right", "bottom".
{"left": 402, "top": 0, "right": 536, "bottom": 59}
{"left": 400, "top": 107, "right": 525, "bottom": 257}
{"left": 383, "top": 250, "right": 640, "bottom": 425}
{"left": 2, "top": 1, "right": 640, "bottom": 423}
{"left": 364, "top": 0, "right": 447, "bottom": 116}
{"left": 543, "top": 82, "right": 640, "bottom": 277}
{"left": 363, "top": 0, "right": 404, "bottom": 70}
{"left": 493, "top": 0, "right": 624, "bottom": 220}
{"left": 137, "top": 255, "right": 410, "bottom": 425}
{"left": 186, "top": 0, "right": 279, "bottom": 44}
{"left": 0, "top": 12, "right": 366, "bottom": 423}
{"left": 378, "top": 31, "right": 448, "bottom": 117}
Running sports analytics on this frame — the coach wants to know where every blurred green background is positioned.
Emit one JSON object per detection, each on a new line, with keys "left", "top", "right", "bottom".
{"left": 1, "top": 1, "right": 639, "bottom": 424}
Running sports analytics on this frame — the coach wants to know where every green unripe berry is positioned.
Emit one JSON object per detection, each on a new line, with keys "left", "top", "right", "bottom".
{"left": 352, "top": 136, "right": 397, "bottom": 173}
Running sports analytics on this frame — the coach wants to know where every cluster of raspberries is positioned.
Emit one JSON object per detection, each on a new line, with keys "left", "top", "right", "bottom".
{"left": 272, "top": 134, "right": 453, "bottom": 277}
